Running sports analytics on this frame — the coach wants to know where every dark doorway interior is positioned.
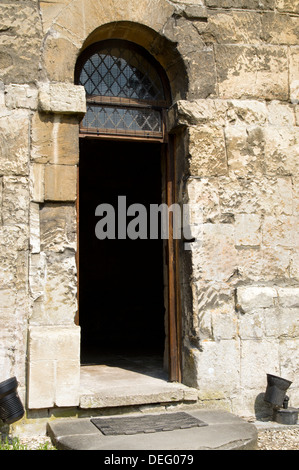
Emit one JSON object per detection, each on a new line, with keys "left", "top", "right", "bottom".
{"left": 79, "top": 139, "right": 165, "bottom": 365}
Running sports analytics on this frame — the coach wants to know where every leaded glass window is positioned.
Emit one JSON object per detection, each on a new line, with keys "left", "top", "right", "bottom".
{"left": 75, "top": 40, "right": 170, "bottom": 140}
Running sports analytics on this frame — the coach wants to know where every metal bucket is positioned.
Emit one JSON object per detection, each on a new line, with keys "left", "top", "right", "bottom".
{"left": 264, "top": 374, "right": 292, "bottom": 408}
{"left": 0, "top": 377, "right": 24, "bottom": 425}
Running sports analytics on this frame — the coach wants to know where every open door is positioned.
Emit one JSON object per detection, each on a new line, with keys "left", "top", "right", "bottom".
{"left": 75, "top": 39, "right": 181, "bottom": 381}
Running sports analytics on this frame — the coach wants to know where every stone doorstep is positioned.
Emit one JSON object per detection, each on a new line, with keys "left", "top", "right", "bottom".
{"left": 79, "top": 384, "right": 199, "bottom": 409}
{"left": 79, "top": 364, "right": 199, "bottom": 409}
{"left": 46, "top": 409, "right": 258, "bottom": 450}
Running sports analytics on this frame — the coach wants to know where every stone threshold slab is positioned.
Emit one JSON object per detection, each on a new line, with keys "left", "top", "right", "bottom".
{"left": 79, "top": 364, "right": 198, "bottom": 409}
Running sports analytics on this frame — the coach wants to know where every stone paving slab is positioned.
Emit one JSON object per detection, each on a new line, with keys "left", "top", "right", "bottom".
{"left": 47, "top": 409, "right": 258, "bottom": 450}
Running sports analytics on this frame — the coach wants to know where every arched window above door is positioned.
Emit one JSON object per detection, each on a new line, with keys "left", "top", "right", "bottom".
{"left": 75, "top": 40, "right": 171, "bottom": 141}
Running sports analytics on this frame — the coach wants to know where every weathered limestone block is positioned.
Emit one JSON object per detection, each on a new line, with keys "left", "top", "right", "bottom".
{"left": 215, "top": 45, "right": 288, "bottom": 100}
{"left": 42, "top": 36, "right": 80, "bottom": 83}
{"left": 240, "top": 339, "right": 280, "bottom": 390}
{"left": 0, "top": 110, "right": 30, "bottom": 176}
{"left": 4, "top": 84, "right": 38, "bottom": 110}
{"left": 205, "top": 0, "right": 275, "bottom": 8}
{"left": 2, "top": 176, "right": 29, "bottom": 225}
{"left": 44, "top": 164, "right": 77, "bottom": 201}
{"left": 267, "top": 101, "right": 295, "bottom": 127}
{"left": 168, "top": 99, "right": 227, "bottom": 129}
{"left": 188, "top": 126, "right": 228, "bottom": 177}
{"left": 163, "top": 16, "right": 217, "bottom": 99}
{"left": 277, "top": 288, "right": 299, "bottom": 308}
{"left": 264, "top": 126, "right": 299, "bottom": 176}
{"left": 178, "top": 5, "right": 208, "bottom": 19}
{"left": 264, "top": 307, "right": 299, "bottom": 339}
{"left": 27, "top": 325, "right": 80, "bottom": 408}
{"left": 38, "top": 83, "right": 86, "bottom": 115}
{"left": 218, "top": 176, "right": 293, "bottom": 216}
{"left": 289, "top": 47, "right": 299, "bottom": 104}
{"left": 276, "top": 0, "right": 299, "bottom": 14}
{"left": 279, "top": 339, "right": 299, "bottom": 405}
{"left": 225, "top": 125, "right": 265, "bottom": 177}
{"left": 0, "top": 224, "right": 28, "bottom": 290}
{"left": 31, "top": 112, "right": 79, "bottom": 165}
{"left": 184, "top": 340, "right": 240, "bottom": 395}
{"left": 238, "top": 309, "right": 264, "bottom": 339}
{"left": 29, "top": 252, "right": 46, "bottom": 305}
{"left": 261, "top": 12, "right": 299, "bottom": 46}
{"left": 32, "top": 251, "right": 77, "bottom": 325}
{"left": 235, "top": 213, "right": 261, "bottom": 247}
{"left": 192, "top": 224, "right": 238, "bottom": 282}
{"left": 186, "top": 177, "right": 220, "bottom": 224}
{"left": 30, "top": 163, "right": 45, "bottom": 203}
{"left": 290, "top": 251, "right": 299, "bottom": 281}
{"left": 262, "top": 215, "right": 298, "bottom": 248}
{"left": 211, "top": 305, "right": 238, "bottom": 341}
{"left": 236, "top": 286, "right": 276, "bottom": 313}
{"left": 40, "top": 203, "right": 76, "bottom": 253}
{"left": 29, "top": 202, "right": 40, "bottom": 254}
{"left": 227, "top": 100, "right": 267, "bottom": 125}
{"left": 0, "top": 2, "right": 43, "bottom": 84}
{"left": 261, "top": 246, "right": 292, "bottom": 280}
{"left": 203, "top": 10, "right": 262, "bottom": 45}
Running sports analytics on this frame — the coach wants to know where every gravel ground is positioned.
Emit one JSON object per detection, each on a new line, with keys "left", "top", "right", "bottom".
{"left": 256, "top": 427, "right": 299, "bottom": 450}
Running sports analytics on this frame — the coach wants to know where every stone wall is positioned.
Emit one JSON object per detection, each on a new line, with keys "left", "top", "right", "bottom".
{"left": 170, "top": 98, "right": 299, "bottom": 416}
{"left": 0, "top": 0, "right": 298, "bottom": 424}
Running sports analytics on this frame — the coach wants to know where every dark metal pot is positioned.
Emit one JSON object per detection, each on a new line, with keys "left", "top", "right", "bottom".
{"left": 0, "top": 377, "right": 24, "bottom": 425}
{"left": 264, "top": 374, "right": 292, "bottom": 408}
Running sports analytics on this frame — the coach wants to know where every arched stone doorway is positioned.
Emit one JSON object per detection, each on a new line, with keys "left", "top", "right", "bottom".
{"left": 75, "top": 39, "right": 181, "bottom": 381}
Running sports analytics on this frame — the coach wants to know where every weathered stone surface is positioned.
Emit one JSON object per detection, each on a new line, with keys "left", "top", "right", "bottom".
{"left": 192, "top": 224, "right": 238, "bottom": 282}
{"left": 38, "top": 83, "right": 86, "bottom": 115}
{"left": 2, "top": 176, "right": 29, "bottom": 225}
{"left": 261, "top": 12, "right": 299, "bottom": 45}
{"left": 236, "top": 286, "right": 276, "bottom": 313}
{"left": 0, "top": 110, "right": 29, "bottom": 176}
{"left": 262, "top": 215, "right": 298, "bottom": 248}
{"left": 225, "top": 125, "right": 265, "bottom": 177}
{"left": 5, "top": 84, "right": 38, "bottom": 110}
{"left": 186, "top": 177, "right": 220, "bottom": 224}
{"left": 27, "top": 326, "right": 80, "bottom": 408}
{"left": 173, "top": 4, "right": 208, "bottom": 19}
{"left": 206, "top": 0, "right": 275, "bottom": 8}
{"left": 44, "top": 164, "right": 77, "bottom": 201}
{"left": 276, "top": 0, "right": 299, "bottom": 14}
{"left": 184, "top": 340, "right": 240, "bottom": 395}
{"left": 216, "top": 45, "right": 288, "bottom": 100}
{"left": 168, "top": 99, "right": 227, "bottom": 129}
{"left": 264, "top": 126, "right": 299, "bottom": 176}
{"left": 290, "top": 47, "right": 299, "bottom": 104}
{"left": 29, "top": 202, "right": 40, "bottom": 255}
{"left": 218, "top": 176, "right": 293, "bottom": 216}
{"left": 240, "top": 339, "right": 279, "bottom": 389}
{"left": 30, "top": 163, "right": 45, "bottom": 203}
{"left": 30, "top": 250, "right": 77, "bottom": 325}
{"left": 0, "top": 2, "right": 43, "bottom": 84}
{"left": 202, "top": 10, "right": 262, "bottom": 45}
{"left": 188, "top": 126, "right": 228, "bottom": 177}
{"left": 31, "top": 112, "right": 79, "bottom": 165}
{"left": 235, "top": 213, "right": 261, "bottom": 246}
{"left": 40, "top": 203, "right": 76, "bottom": 253}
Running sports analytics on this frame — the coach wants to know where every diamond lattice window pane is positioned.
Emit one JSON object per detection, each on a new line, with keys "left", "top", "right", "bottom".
{"left": 82, "top": 105, "right": 162, "bottom": 134}
{"left": 79, "top": 45, "right": 165, "bottom": 101}
{"left": 78, "top": 41, "right": 167, "bottom": 137}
